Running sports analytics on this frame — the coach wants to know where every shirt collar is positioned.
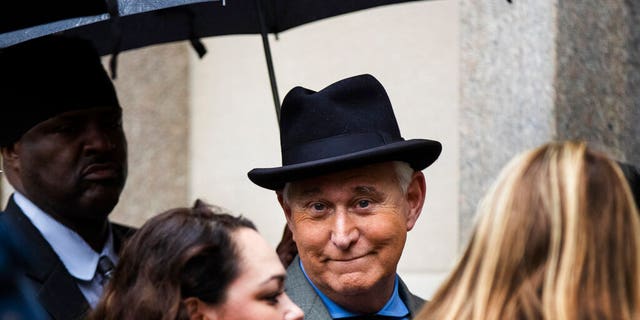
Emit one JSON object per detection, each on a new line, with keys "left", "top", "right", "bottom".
{"left": 13, "top": 192, "right": 118, "bottom": 281}
{"left": 299, "top": 259, "right": 409, "bottom": 318}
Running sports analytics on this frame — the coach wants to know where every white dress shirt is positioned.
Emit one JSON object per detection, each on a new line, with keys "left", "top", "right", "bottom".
{"left": 14, "top": 192, "right": 118, "bottom": 308}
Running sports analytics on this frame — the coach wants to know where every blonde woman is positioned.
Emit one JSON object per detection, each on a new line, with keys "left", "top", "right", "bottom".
{"left": 416, "top": 141, "right": 640, "bottom": 320}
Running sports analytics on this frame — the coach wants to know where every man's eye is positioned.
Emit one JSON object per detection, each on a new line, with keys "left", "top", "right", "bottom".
{"left": 312, "top": 203, "right": 326, "bottom": 211}
{"left": 357, "top": 200, "right": 370, "bottom": 208}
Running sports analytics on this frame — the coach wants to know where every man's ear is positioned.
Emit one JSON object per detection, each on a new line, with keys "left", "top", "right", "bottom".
{"left": 1, "top": 143, "right": 21, "bottom": 176}
{"left": 277, "top": 191, "right": 294, "bottom": 230}
{"left": 183, "top": 297, "right": 217, "bottom": 320}
{"left": 404, "top": 171, "right": 426, "bottom": 231}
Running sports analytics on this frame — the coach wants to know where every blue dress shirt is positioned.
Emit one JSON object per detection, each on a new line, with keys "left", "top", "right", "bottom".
{"left": 300, "top": 260, "right": 410, "bottom": 319}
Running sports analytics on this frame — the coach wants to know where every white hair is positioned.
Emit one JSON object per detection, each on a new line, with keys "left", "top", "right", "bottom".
{"left": 393, "top": 161, "right": 414, "bottom": 194}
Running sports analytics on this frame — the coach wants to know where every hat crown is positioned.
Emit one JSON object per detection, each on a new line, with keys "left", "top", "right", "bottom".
{"left": 0, "top": 35, "right": 119, "bottom": 147}
{"left": 248, "top": 74, "right": 442, "bottom": 191}
{"left": 279, "top": 74, "right": 403, "bottom": 165}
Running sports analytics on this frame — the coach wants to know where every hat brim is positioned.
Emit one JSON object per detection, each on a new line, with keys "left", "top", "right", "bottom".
{"left": 248, "top": 139, "right": 442, "bottom": 190}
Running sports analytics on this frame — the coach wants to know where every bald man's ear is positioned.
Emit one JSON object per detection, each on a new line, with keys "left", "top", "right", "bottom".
{"left": 1, "top": 143, "right": 20, "bottom": 173}
{"left": 1, "top": 145, "right": 16, "bottom": 160}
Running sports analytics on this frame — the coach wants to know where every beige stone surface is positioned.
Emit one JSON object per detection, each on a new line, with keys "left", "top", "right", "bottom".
{"left": 108, "top": 43, "right": 191, "bottom": 227}
{"left": 460, "top": 0, "right": 640, "bottom": 249}
{"left": 0, "top": 172, "right": 9, "bottom": 206}
{"left": 555, "top": 1, "right": 640, "bottom": 163}
{"left": 460, "top": 0, "right": 557, "bottom": 245}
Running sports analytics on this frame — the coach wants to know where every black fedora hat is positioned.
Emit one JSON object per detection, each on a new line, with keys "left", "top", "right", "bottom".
{"left": 248, "top": 74, "right": 442, "bottom": 190}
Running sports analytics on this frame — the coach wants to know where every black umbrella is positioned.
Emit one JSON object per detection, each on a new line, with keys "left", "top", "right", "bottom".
{"left": 1, "top": 0, "right": 108, "bottom": 34}
{"left": 1, "top": 0, "right": 426, "bottom": 120}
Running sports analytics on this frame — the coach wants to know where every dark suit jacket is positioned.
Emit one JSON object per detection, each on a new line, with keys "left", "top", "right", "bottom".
{"left": 0, "top": 196, "right": 134, "bottom": 320}
{"left": 285, "top": 256, "right": 425, "bottom": 320}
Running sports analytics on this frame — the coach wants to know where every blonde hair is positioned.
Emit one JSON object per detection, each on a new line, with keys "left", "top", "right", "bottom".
{"left": 416, "top": 141, "right": 640, "bottom": 320}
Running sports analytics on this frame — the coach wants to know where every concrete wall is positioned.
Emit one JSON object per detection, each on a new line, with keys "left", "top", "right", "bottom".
{"left": 0, "top": 170, "right": 9, "bottom": 204}
{"left": 459, "top": 0, "right": 557, "bottom": 244}
{"left": 190, "top": 0, "right": 459, "bottom": 299}
{"left": 108, "top": 43, "right": 192, "bottom": 225}
{"left": 460, "top": 0, "right": 640, "bottom": 247}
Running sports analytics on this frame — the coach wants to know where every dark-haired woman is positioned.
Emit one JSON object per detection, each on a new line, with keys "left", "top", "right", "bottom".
{"left": 90, "top": 202, "right": 303, "bottom": 320}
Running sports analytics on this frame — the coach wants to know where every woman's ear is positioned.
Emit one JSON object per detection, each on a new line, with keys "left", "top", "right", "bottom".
{"left": 183, "top": 297, "right": 217, "bottom": 320}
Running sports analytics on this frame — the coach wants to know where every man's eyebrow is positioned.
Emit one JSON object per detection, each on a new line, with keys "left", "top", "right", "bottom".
{"left": 296, "top": 187, "right": 322, "bottom": 198}
{"left": 353, "top": 186, "right": 383, "bottom": 197}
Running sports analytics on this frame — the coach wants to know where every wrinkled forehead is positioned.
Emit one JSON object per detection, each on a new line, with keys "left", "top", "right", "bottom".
{"left": 284, "top": 162, "right": 399, "bottom": 198}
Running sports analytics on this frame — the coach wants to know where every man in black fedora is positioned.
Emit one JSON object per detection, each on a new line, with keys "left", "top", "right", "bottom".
{"left": 248, "top": 74, "right": 442, "bottom": 319}
{"left": 0, "top": 36, "right": 132, "bottom": 320}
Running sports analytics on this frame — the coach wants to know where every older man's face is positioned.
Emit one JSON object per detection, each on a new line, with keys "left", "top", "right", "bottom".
{"left": 4, "top": 106, "right": 127, "bottom": 225}
{"left": 280, "top": 162, "right": 424, "bottom": 301}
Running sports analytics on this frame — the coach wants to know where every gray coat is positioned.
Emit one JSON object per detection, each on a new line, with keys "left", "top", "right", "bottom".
{"left": 285, "top": 256, "right": 425, "bottom": 319}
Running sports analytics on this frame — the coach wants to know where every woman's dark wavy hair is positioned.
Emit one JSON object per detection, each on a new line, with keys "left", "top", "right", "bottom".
{"left": 90, "top": 200, "right": 256, "bottom": 320}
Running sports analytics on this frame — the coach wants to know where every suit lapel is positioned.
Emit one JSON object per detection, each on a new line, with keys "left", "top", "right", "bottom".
{"left": 37, "top": 264, "right": 90, "bottom": 320}
{"left": 285, "top": 256, "right": 332, "bottom": 320}
{"left": 397, "top": 277, "right": 426, "bottom": 317}
{"left": 1, "top": 197, "right": 90, "bottom": 320}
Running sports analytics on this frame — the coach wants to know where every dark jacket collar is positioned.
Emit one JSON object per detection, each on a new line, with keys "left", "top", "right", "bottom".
{"left": 1, "top": 195, "right": 135, "bottom": 320}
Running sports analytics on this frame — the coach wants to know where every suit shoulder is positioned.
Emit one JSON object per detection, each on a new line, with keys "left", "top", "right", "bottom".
{"left": 397, "top": 276, "right": 426, "bottom": 315}
{"left": 111, "top": 222, "right": 136, "bottom": 237}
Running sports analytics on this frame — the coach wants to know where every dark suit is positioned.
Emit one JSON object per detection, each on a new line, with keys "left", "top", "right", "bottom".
{"left": 0, "top": 196, "right": 134, "bottom": 320}
{"left": 285, "top": 256, "right": 425, "bottom": 320}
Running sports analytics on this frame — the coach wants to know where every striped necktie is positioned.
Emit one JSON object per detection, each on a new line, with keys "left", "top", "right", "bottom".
{"left": 97, "top": 255, "right": 115, "bottom": 285}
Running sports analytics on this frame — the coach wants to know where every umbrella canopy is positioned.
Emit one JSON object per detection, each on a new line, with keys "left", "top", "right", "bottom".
{"left": 2, "top": 0, "right": 423, "bottom": 50}
{"left": 1, "top": 0, "right": 108, "bottom": 34}
{"left": 1, "top": 0, "right": 427, "bottom": 119}
{"left": 0, "top": 0, "right": 217, "bottom": 50}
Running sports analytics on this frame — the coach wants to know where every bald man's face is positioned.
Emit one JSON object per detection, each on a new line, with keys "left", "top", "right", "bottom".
{"left": 2, "top": 107, "right": 127, "bottom": 225}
